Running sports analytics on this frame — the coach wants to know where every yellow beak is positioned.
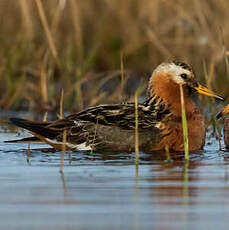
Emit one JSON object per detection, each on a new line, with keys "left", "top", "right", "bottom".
{"left": 216, "top": 104, "right": 229, "bottom": 119}
{"left": 195, "top": 84, "right": 224, "bottom": 101}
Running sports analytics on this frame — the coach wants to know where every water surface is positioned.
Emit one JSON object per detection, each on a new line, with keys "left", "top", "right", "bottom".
{"left": 1, "top": 128, "right": 229, "bottom": 230}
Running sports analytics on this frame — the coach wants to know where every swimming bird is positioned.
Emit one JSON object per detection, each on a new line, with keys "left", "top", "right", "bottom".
{"left": 7, "top": 61, "right": 224, "bottom": 153}
{"left": 216, "top": 104, "right": 229, "bottom": 148}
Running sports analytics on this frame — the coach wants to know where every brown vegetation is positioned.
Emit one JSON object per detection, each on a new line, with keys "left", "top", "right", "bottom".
{"left": 0, "top": 0, "right": 229, "bottom": 115}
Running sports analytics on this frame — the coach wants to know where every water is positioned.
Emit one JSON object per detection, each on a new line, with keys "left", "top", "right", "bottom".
{"left": 1, "top": 128, "right": 229, "bottom": 230}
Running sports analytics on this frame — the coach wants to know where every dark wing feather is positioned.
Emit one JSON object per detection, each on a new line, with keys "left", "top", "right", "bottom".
{"left": 8, "top": 96, "right": 171, "bottom": 151}
{"left": 65, "top": 96, "right": 170, "bottom": 130}
{"left": 51, "top": 97, "right": 171, "bottom": 150}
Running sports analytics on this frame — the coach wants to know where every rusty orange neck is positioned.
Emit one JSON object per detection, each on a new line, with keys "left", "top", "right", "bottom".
{"left": 149, "top": 73, "right": 198, "bottom": 118}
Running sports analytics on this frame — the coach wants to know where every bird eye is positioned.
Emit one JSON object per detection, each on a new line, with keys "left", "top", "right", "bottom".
{"left": 180, "top": 73, "right": 188, "bottom": 79}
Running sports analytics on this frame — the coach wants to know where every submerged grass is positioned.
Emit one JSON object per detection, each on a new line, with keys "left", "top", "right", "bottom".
{"left": 183, "top": 161, "right": 189, "bottom": 203}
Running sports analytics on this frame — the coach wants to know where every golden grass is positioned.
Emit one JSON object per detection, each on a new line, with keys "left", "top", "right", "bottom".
{"left": 135, "top": 92, "right": 139, "bottom": 164}
{"left": 60, "top": 129, "right": 66, "bottom": 173}
{"left": 35, "top": 0, "right": 60, "bottom": 68}
{"left": 43, "top": 112, "right": 48, "bottom": 121}
{"left": 58, "top": 89, "right": 64, "bottom": 119}
{"left": 165, "top": 145, "right": 171, "bottom": 162}
{"left": 0, "top": 0, "right": 229, "bottom": 112}
{"left": 120, "top": 51, "right": 125, "bottom": 97}
{"left": 26, "top": 143, "right": 30, "bottom": 164}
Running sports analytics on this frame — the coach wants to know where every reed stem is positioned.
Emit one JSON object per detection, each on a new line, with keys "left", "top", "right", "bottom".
{"left": 135, "top": 92, "right": 139, "bottom": 164}
{"left": 179, "top": 84, "right": 189, "bottom": 161}
{"left": 35, "top": 0, "right": 60, "bottom": 67}
{"left": 26, "top": 144, "right": 30, "bottom": 164}
{"left": 59, "top": 89, "right": 64, "bottom": 119}
{"left": 60, "top": 130, "right": 66, "bottom": 173}
{"left": 120, "top": 51, "right": 125, "bottom": 95}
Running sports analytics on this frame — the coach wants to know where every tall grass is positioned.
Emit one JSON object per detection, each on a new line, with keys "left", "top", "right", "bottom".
{"left": 60, "top": 129, "right": 66, "bottom": 173}
{"left": 0, "top": 0, "right": 229, "bottom": 113}
{"left": 135, "top": 92, "right": 139, "bottom": 164}
{"left": 35, "top": 0, "right": 60, "bottom": 67}
{"left": 58, "top": 89, "right": 64, "bottom": 119}
{"left": 26, "top": 143, "right": 30, "bottom": 164}
{"left": 179, "top": 85, "right": 189, "bottom": 161}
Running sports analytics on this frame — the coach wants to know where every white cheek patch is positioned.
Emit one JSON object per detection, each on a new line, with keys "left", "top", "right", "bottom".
{"left": 154, "top": 62, "right": 190, "bottom": 85}
{"left": 171, "top": 74, "right": 185, "bottom": 85}
{"left": 168, "top": 65, "right": 189, "bottom": 85}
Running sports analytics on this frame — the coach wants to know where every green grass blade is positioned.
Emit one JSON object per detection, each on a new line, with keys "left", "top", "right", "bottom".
{"left": 179, "top": 85, "right": 189, "bottom": 161}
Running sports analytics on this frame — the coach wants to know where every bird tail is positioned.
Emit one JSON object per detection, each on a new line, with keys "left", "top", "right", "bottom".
{"left": 8, "top": 118, "right": 59, "bottom": 139}
{"left": 4, "top": 136, "right": 43, "bottom": 143}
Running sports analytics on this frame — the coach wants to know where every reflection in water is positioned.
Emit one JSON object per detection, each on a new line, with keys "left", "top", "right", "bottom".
{"left": 183, "top": 161, "right": 190, "bottom": 230}
{"left": 60, "top": 171, "right": 67, "bottom": 199}
{"left": 183, "top": 161, "right": 189, "bottom": 203}
{"left": 135, "top": 164, "right": 140, "bottom": 230}
{"left": 26, "top": 143, "right": 30, "bottom": 164}
{"left": 1, "top": 131, "right": 229, "bottom": 229}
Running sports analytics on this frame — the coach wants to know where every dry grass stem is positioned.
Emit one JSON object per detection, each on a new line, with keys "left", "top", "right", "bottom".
{"left": 1, "top": 1, "right": 229, "bottom": 111}
{"left": 60, "top": 130, "right": 67, "bottom": 173}
{"left": 26, "top": 144, "right": 30, "bottom": 164}
{"left": 35, "top": 0, "right": 60, "bottom": 67}
{"left": 43, "top": 112, "right": 48, "bottom": 122}
{"left": 19, "top": 0, "right": 33, "bottom": 39}
{"left": 59, "top": 89, "right": 64, "bottom": 119}
{"left": 40, "top": 52, "right": 49, "bottom": 105}
{"left": 135, "top": 92, "right": 139, "bottom": 164}
{"left": 120, "top": 51, "right": 125, "bottom": 94}
{"left": 69, "top": 0, "right": 83, "bottom": 62}
{"left": 144, "top": 26, "right": 171, "bottom": 58}
{"left": 165, "top": 144, "right": 171, "bottom": 162}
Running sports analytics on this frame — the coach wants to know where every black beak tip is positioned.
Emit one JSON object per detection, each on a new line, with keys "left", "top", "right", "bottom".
{"left": 216, "top": 112, "right": 222, "bottom": 120}
{"left": 219, "top": 96, "right": 225, "bottom": 102}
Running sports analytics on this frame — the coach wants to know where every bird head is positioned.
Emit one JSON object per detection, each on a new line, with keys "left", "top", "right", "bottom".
{"left": 149, "top": 60, "right": 224, "bottom": 102}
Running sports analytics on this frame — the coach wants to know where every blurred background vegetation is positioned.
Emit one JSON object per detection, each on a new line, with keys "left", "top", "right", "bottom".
{"left": 0, "top": 0, "right": 229, "bottom": 115}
